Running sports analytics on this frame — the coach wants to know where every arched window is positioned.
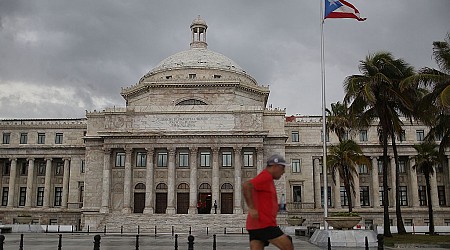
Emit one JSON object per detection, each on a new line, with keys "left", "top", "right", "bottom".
{"left": 176, "top": 99, "right": 207, "bottom": 105}
{"left": 177, "top": 183, "right": 189, "bottom": 190}
{"left": 135, "top": 183, "right": 146, "bottom": 190}
{"left": 199, "top": 183, "right": 211, "bottom": 189}
{"left": 156, "top": 183, "right": 168, "bottom": 190}
{"left": 221, "top": 183, "right": 233, "bottom": 190}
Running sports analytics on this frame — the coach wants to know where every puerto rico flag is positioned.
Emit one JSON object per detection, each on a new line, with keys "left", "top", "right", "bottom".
{"left": 324, "top": 0, "right": 366, "bottom": 21}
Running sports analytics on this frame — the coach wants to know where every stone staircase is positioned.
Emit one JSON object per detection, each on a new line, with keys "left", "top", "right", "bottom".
{"left": 97, "top": 213, "right": 289, "bottom": 235}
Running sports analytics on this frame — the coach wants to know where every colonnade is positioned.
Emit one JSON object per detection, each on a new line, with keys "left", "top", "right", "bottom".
{"left": 99, "top": 146, "right": 265, "bottom": 214}
{"left": 3, "top": 157, "right": 70, "bottom": 208}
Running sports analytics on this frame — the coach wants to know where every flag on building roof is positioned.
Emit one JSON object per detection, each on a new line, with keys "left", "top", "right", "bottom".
{"left": 324, "top": 0, "right": 366, "bottom": 21}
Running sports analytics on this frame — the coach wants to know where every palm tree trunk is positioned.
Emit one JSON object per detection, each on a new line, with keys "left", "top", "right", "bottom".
{"left": 382, "top": 129, "right": 392, "bottom": 237}
{"left": 424, "top": 171, "right": 435, "bottom": 234}
{"left": 391, "top": 131, "right": 406, "bottom": 234}
{"left": 343, "top": 171, "right": 353, "bottom": 213}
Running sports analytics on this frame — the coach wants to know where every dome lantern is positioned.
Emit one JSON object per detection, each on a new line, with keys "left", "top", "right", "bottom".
{"left": 190, "top": 15, "right": 208, "bottom": 49}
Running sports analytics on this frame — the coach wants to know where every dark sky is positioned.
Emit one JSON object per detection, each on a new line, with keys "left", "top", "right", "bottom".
{"left": 0, "top": 0, "right": 449, "bottom": 118}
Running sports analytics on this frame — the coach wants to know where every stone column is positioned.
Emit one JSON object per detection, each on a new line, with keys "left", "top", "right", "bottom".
{"left": 256, "top": 147, "right": 264, "bottom": 173}
{"left": 188, "top": 148, "right": 198, "bottom": 214}
{"left": 61, "top": 158, "right": 70, "bottom": 208}
{"left": 100, "top": 148, "right": 111, "bottom": 213}
{"left": 353, "top": 170, "right": 361, "bottom": 208}
{"left": 166, "top": 148, "right": 176, "bottom": 214}
{"left": 371, "top": 157, "right": 380, "bottom": 208}
{"left": 333, "top": 168, "right": 341, "bottom": 208}
{"left": 390, "top": 156, "right": 396, "bottom": 208}
{"left": 409, "top": 157, "right": 419, "bottom": 207}
{"left": 234, "top": 147, "right": 243, "bottom": 214}
{"left": 43, "top": 158, "right": 52, "bottom": 208}
{"left": 7, "top": 158, "right": 17, "bottom": 208}
{"left": 122, "top": 148, "right": 133, "bottom": 213}
{"left": 25, "top": 158, "right": 35, "bottom": 207}
{"left": 211, "top": 147, "right": 220, "bottom": 214}
{"left": 430, "top": 165, "right": 440, "bottom": 208}
{"left": 143, "top": 148, "right": 154, "bottom": 214}
{"left": 313, "top": 158, "right": 322, "bottom": 209}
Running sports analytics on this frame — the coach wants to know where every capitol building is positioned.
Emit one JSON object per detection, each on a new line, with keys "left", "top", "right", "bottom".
{"left": 1, "top": 17, "right": 449, "bottom": 231}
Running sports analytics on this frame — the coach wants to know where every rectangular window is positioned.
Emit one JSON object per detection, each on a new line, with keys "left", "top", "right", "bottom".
{"left": 293, "top": 186, "right": 302, "bottom": 203}
{"left": 79, "top": 182, "right": 84, "bottom": 204}
{"left": 116, "top": 152, "right": 126, "bottom": 167}
{"left": 54, "top": 187, "right": 62, "bottom": 206}
{"left": 416, "top": 130, "right": 425, "bottom": 141}
{"left": 399, "top": 130, "right": 406, "bottom": 142}
{"left": 80, "top": 160, "right": 85, "bottom": 173}
{"left": 1, "top": 187, "right": 8, "bottom": 206}
{"left": 399, "top": 186, "right": 408, "bottom": 206}
{"left": 340, "top": 186, "right": 348, "bottom": 206}
{"left": 359, "top": 130, "right": 368, "bottom": 142}
{"left": 222, "top": 152, "right": 232, "bottom": 167}
{"left": 136, "top": 152, "right": 147, "bottom": 168}
{"left": 36, "top": 187, "right": 44, "bottom": 206}
{"left": 243, "top": 151, "right": 254, "bottom": 167}
{"left": 37, "top": 133, "right": 46, "bottom": 144}
{"left": 55, "top": 162, "right": 64, "bottom": 176}
{"left": 157, "top": 152, "right": 168, "bottom": 168}
{"left": 341, "top": 131, "right": 349, "bottom": 141}
{"left": 2, "top": 133, "right": 10, "bottom": 144}
{"left": 398, "top": 159, "right": 406, "bottom": 173}
{"left": 214, "top": 74, "right": 221, "bottom": 79}
{"left": 49, "top": 219, "right": 58, "bottom": 225}
{"left": 37, "top": 162, "right": 46, "bottom": 176}
{"left": 200, "top": 152, "right": 210, "bottom": 167}
{"left": 321, "top": 130, "right": 329, "bottom": 142}
{"left": 419, "top": 186, "right": 427, "bottom": 206}
{"left": 444, "top": 219, "right": 450, "bottom": 226}
{"left": 291, "top": 131, "right": 299, "bottom": 142}
{"left": 20, "top": 133, "right": 28, "bottom": 144}
{"left": 377, "top": 160, "right": 383, "bottom": 174}
{"left": 379, "top": 186, "right": 384, "bottom": 206}
{"left": 55, "top": 133, "right": 63, "bottom": 144}
{"left": 321, "top": 186, "right": 332, "bottom": 208}
{"left": 359, "top": 164, "right": 368, "bottom": 174}
{"left": 365, "top": 219, "right": 374, "bottom": 229}
{"left": 19, "top": 187, "right": 26, "bottom": 206}
{"left": 360, "top": 186, "right": 370, "bottom": 206}
{"left": 179, "top": 152, "right": 189, "bottom": 168}
{"left": 189, "top": 73, "right": 196, "bottom": 79}
{"left": 438, "top": 186, "right": 446, "bottom": 206}
{"left": 3, "top": 162, "right": 10, "bottom": 176}
{"left": 20, "top": 162, "right": 28, "bottom": 176}
{"left": 291, "top": 159, "right": 301, "bottom": 173}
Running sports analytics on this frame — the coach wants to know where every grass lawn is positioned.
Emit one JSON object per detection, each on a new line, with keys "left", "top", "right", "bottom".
{"left": 383, "top": 234, "right": 450, "bottom": 247}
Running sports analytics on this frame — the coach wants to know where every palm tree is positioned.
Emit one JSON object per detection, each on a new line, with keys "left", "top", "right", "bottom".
{"left": 412, "top": 141, "right": 441, "bottom": 235}
{"left": 344, "top": 52, "right": 416, "bottom": 237}
{"left": 327, "top": 140, "right": 370, "bottom": 212}
{"left": 326, "top": 102, "right": 352, "bottom": 142}
{"left": 403, "top": 34, "right": 450, "bottom": 156}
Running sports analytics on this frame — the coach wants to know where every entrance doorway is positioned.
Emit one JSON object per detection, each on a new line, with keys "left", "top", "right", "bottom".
{"left": 177, "top": 193, "right": 189, "bottom": 214}
{"left": 221, "top": 193, "right": 233, "bottom": 214}
{"left": 198, "top": 193, "right": 212, "bottom": 214}
{"left": 155, "top": 193, "right": 167, "bottom": 214}
{"left": 134, "top": 193, "right": 145, "bottom": 213}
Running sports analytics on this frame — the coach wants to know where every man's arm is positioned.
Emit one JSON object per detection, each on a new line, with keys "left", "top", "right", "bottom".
{"left": 243, "top": 180, "right": 258, "bottom": 219}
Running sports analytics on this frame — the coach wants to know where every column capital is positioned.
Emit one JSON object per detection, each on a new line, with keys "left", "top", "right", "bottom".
{"left": 370, "top": 156, "right": 378, "bottom": 160}
{"left": 168, "top": 147, "right": 176, "bottom": 155}
{"left": 9, "top": 157, "right": 17, "bottom": 162}
{"left": 212, "top": 146, "right": 220, "bottom": 153}
{"left": 44, "top": 158, "right": 53, "bottom": 162}
{"left": 62, "top": 157, "right": 71, "bottom": 162}
{"left": 103, "top": 147, "right": 112, "bottom": 154}
{"left": 125, "top": 147, "right": 133, "bottom": 154}
{"left": 190, "top": 147, "right": 198, "bottom": 154}
{"left": 26, "top": 158, "right": 35, "bottom": 162}
{"left": 233, "top": 147, "right": 242, "bottom": 154}
{"left": 145, "top": 147, "right": 154, "bottom": 153}
{"left": 256, "top": 147, "right": 264, "bottom": 153}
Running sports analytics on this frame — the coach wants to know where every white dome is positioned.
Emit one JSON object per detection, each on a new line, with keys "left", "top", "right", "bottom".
{"left": 149, "top": 47, "right": 245, "bottom": 75}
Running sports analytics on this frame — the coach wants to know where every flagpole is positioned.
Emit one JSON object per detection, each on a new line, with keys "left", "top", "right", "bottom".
{"left": 320, "top": 0, "right": 329, "bottom": 231}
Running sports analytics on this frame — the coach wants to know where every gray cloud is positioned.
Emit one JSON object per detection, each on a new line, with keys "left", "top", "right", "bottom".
{"left": 0, "top": 0, "right": 449, "bottom": 118}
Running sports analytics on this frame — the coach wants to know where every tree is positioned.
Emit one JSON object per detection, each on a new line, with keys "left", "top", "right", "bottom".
{"left": 403, "top": 34, "right": 450, "bottom": 156}
{"left": 412, "top": 141, "right": 441, "bottom": 235}
{"left": 327, "top": 140, "right": 370, "bottom": 212}
{"left": 344, "top": 52, "right": 416, "bottom": 236}
{"left": 326, "top": 101, "right": 352, "bottom": 142}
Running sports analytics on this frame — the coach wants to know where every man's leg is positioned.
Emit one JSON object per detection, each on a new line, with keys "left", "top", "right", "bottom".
{"left": 250, "top": 240, "right": 266, "bottom": 250}
{"left": 269, "top": 234, "right": 294, "bottom": 250}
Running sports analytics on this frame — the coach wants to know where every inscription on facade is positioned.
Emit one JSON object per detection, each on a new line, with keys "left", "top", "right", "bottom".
{"left": 133, "top": 114, "right": 235, "bottom": 131}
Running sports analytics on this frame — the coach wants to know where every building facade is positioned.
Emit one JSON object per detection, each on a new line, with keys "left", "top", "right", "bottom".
{"left": 1, "top": 17, "right": 449, "bottom": 230}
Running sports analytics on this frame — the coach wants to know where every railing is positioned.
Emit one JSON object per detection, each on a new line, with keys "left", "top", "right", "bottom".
{"left": 286, "top": 202, "right": 315, "bottom": 211}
